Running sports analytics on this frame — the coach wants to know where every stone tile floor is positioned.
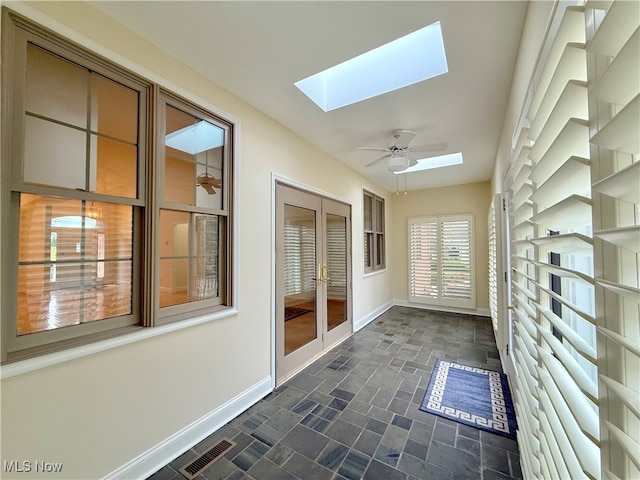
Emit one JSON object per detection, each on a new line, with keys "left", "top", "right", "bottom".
{"left": 148, "top": 306, "right": 523, "bottom": 480}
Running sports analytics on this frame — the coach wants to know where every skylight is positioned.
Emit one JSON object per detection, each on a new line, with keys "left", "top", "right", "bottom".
{"left": 165, "top": 121, "right": 224, "bottom": 155}
{"left": 394, "top": 152, "right": 463, "bottom": 174}
{"left": 295, "top": 22, "right": 448, "bottom": 112}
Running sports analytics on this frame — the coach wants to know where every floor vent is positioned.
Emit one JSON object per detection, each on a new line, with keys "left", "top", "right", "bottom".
{"left": 179, "top": 438, "right": 236, "bottom": 480}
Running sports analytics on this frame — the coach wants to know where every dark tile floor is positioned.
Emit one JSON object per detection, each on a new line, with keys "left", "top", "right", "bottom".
{"left": 148, "top": 306, "right": 523, "bottom": 480}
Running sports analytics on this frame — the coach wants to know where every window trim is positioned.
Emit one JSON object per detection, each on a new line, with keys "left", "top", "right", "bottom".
{"left": 0, "top": 7, "right": 240, "bottom": 367}
{"left": 363, "top": 189, "right": 385, "bottom": 274}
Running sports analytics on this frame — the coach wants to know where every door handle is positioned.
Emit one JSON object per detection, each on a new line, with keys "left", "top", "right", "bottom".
{"left": 317, "top": 264, "right": 330, "bottom": 283}
{"left": 323, "top": 264, "right": 330, "bottom": 283}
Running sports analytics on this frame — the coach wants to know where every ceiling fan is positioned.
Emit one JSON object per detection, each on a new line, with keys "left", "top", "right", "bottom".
{"left": 355, "top": 130, "right": 447, "bottom": 172}
{"left": 196, "top": 150, "right": 222, "bottom": 194}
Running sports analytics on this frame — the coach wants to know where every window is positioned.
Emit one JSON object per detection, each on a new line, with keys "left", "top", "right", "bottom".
{"left": 1, "top": 11, "right": 234, "bottom": 362}
{"left": 363, "top": 190, "right": 385, "bottom": 273}
{"left": 408, "top": 215, "right": 475, "bottom": 309}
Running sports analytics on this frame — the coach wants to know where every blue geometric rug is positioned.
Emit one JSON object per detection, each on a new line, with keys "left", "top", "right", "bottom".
{"left": 420, "top": 359, "right": 518, "bottom": 439}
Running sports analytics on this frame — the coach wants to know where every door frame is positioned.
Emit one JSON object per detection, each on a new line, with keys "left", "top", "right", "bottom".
{"left": 271, "top": 174, "right": 353, "bottom": 387}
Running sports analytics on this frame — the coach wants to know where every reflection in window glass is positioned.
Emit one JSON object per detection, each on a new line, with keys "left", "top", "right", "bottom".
{"left": 17, "top": 194, "right": 133, "bottom": 335}
{"left": 159, "top": 210, "right": 220, "bottom": 307}
{"left": 164, "top": 105, "right": 224, "bottom": 210}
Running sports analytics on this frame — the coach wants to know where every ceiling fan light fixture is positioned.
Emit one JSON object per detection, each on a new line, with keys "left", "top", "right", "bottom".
{"left": 394, "top": 152, "right": 464, "bottom": 174}
{"left": 387, "top": 154, "right": 410, "bottom": 172}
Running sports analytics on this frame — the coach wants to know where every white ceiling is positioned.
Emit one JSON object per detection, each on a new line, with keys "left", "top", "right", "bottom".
{"left": 91, "top": 1, "right": 528, "bottom": 192}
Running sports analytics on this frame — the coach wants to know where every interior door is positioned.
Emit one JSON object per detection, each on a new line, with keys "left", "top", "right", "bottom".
{"left": 275, "top": 183, "right": 352, "bottom": 383}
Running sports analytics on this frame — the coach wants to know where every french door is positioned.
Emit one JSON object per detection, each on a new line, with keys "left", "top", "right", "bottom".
{"left": 275, "top": 183, "right": 352, "bottom": 383}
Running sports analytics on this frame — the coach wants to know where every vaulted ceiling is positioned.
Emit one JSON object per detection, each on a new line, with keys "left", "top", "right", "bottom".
{"left": 92, "top": 1, "right": 529, "bottom": 192}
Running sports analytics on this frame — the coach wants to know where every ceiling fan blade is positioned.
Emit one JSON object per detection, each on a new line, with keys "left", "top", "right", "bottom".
{"left": 365, "top": 154, "right": 391, "bottom": 167}
{"left": 410, "top": 142, "right": 448, "bottom": 153}
{"left": 355, "top": 146, "right": 390, "bottom": 152}
{"left": 389, "top": 130, "right": 416, "bottom": 149}
{"left": 203, "top": 184, "right": 216, "bottom": 194}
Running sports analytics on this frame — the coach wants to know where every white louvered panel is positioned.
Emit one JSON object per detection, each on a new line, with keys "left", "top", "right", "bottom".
{"left": 509, "top": 4, "right": 601, "bottom": 479}
{"left": 530, "top": 232, "right": 593, "bottom": 253}
{"left": 531, "top": 195, "right": 592, "bottom": 233}
{"left": 532, "top": 280, "right": 596, "bottom": 324}
{"left": 530, "top": 156, "right": 591, "bottom": 210}
{"left": 537, "top": 436, "right": 555, "bottom": 480}
{"left": 587, "top": 1, "right": 640, "bottom": 477}
{"left": 603, "top": 421, "right": 640, "bottom": 472}
{"left": 528, "top": 6, "right": 587, "bottom": 125}
{"left": 590, "top": 94, "right": 640, "bottom": 154}
{"left": 488, "top": 195, "right": 501, "bottom": 343}
{"left": 538, "top": 390, "right": 590, "bottom": 479}
{"left": 514, "top": 327, "right": 538, "bottom": 379}
{"left": 408, "top": 219, "right": 438, "bottom": 302}
{"left": 530, "top": 80, "right": 589, "bottom": 161}
{"left": 537, "top": 304, "right": 598, "bottom": 364}
{"left": 529, "top": 120, "right": 590, "bottom": 186}
{"left": 511, "top": 183, "right": 532, "bottom": 211}
{"left": 539, "top": 328, "right": 599, "bottom": 403}
{"left": 599, "top": 375, "right": 640, "bottom": 420}
{"left": 408, "top": 215, "right": 474, "bottom": 308}
{"left": 598, "top": 327, "right": 640, "bottom": 358}
{"left": 595, "top": 225, "right": 640, "bottom": 253}
{"left": 512, "top": 305, "right": 538, "bottom": 343}
{"left": 440, "top": 219, "right": 472, "bottom": 301}
{"left": 537, "top": 408, "right": 573, "bottom": 480}
{"left": 589, "top": 28, "right": 639, "bottom": 106}
{"left": 511, "top": 163, "right": 532, "bottom": 194}
{"left": 591, "top": 160, "right": 640, "bottom": 204}
{"left": 538, "top": 352, "right": 601, "bottom": 446}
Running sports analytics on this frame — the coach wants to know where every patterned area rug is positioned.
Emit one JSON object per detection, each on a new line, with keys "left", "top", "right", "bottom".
{"left": 420, "top": 359, "right": 518, "bottom": 439}
{"left": 284, "top": 306, "right": 311, "bottom": 322}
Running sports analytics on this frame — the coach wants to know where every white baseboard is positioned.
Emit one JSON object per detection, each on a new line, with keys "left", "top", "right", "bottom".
{"left": 392, "top": 300, "right": 491, "bottom": 317}
{"left": 354, "top": 300, "right": 393, "bottom": 331}
{"left": 105, "top": 376, "right": 272, "bottom": 480}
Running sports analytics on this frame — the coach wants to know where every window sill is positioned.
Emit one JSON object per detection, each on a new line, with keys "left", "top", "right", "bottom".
{"left": 0, "top": 307, "right": 238, "bottom": 379}
{"left": 363, "top": 268, "right": 387, "bottom": 278}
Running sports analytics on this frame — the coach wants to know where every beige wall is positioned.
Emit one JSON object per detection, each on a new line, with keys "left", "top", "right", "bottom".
{"left": 389, "top": 181, "right": 492, "bottom": 311}
{"left": 1, "top": 2, "right": 392, "bottom": 479}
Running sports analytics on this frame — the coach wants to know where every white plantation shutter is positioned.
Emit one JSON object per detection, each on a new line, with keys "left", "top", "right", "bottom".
{"left": 504, "top": 3, "right": 638, "bottom": 479}
{"left": 586, "top": 1, "right": 640, "bottom": 478}
{"left": 408, "top": 215, "right": 475, "bottom": 309}
{"left": 409, "top": 218, "right": 438, "bottom": 302}
{"left": 440, "top": 217, "right": 473, "bottom": 305}
{"left": 488, "top": 194, "right": 504, "bottom": 350}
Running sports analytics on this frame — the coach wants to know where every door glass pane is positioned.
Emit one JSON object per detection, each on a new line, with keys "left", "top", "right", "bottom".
{"left": 326, "top": 214, "right": 347, "bottom": 331}
{"left": 284, "top": 204, "right": 317, "bottom": 355}
{"left": 17, "top": 194, "right": 133, "bottom": 335}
